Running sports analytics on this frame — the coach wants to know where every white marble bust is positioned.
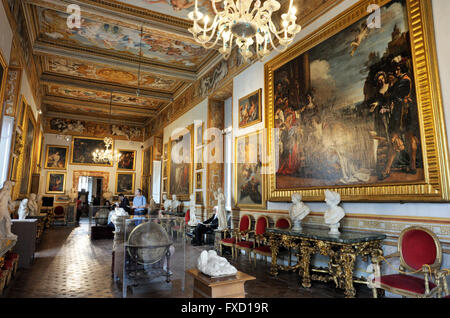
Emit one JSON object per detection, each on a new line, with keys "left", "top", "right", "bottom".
{"left": 148, "top": 196, "right": 157, "bottom": 212}
{"left": 27, "top": 193, "right": 39, "bottom": 217}
{"left": 0, "top": 181, "right": 18, "bottom": 239}
{"left": 163, "top": 194, "right": 172, "bottom": 211}
{"left": 214, "top": 188, "right": 227, "bottom": 231}
{"left": 69, "top": 187, "right": 78, "bottom": 203}
{"left": 197, "top": 250, "right": 237, "bottom": 277}
{"left": 110, "top": 207, "right": 129, "bottom": 233}
{"left": 289, "top": 193, "right": 311, "bottom": 230}
{"left": 188, "top": 193, "right": 198, "bottom": 226}
{"left": 18, "top": 198, "right": 29, "bottom": 220}
{"left": 171, "top": 194, "right": 180, "bottom": 212}
{"left": 323, "top": 190, "right": 345, "bottom": 235}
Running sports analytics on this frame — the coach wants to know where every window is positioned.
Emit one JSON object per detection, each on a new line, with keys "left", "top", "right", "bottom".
{"left": 0, "top": 116, "right": 14, "bottom": 188}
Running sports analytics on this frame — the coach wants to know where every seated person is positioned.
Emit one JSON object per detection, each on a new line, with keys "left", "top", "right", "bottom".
{"left": 116, "top": 193, "right": 130, "bottom": 213}
{"left": 192, "top": 207, "right": 219, "bottom": 246}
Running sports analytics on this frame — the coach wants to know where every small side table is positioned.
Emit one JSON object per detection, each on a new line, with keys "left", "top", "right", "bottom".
{"left": 186, "top": 269, "right": 255, "bottom": 298}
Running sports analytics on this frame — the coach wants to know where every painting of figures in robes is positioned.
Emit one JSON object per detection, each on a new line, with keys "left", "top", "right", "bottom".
{"left": 271, "top": 0, "right": 423, "bottom": 193}
{"left": 168, "top": 126, "right": 193, "bottom": 200}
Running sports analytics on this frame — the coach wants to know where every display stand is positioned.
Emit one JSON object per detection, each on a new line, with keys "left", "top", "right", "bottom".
{"left": 11, "top": 219, "right": 37, "bottom": 268}
{"left": 89, "top": 205, "right": 114, "bottom": 240}
{"left": 114, "top": 215, "right": 186, "bottom": 297}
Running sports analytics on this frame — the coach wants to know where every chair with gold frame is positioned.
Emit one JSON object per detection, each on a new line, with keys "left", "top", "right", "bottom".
{"left": 52, "top": 205, "right": 67, "bottom": 226}
{"left": 436, "top": 269, "right": 450, "bottom": 298}
{"left": 274, "top": 216, "right": 293, "bottom": 266}
{"left": 371, "top": 226, "right": 442, "bottom": 298}
{"left": 251, "top": 215, "right": 271, "bottom": 266}
{"left": 219, "top": 214, "right": 252, "bottom": 259}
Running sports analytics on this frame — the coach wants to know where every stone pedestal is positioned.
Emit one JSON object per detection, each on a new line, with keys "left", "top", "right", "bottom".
{"left": 11, "top": 219, "right": 37, "bottom": 268}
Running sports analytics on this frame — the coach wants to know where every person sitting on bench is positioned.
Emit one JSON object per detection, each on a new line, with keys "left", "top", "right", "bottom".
{"left": 192, "top": 207, "right": 218, "bottom": 246}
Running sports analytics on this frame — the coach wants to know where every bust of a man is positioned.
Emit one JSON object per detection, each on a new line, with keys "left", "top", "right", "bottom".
{"left": 171, "top": 194, "right": 180, "bottom": 212}
{"left": 163, "top": 194, "right": 172, "bottom": 211}
{"left": 323, "top": 190, "right": 345, "bottom": 234}
{"left": 289, "top": 193, "right": 310, "bottom": 230}
{"left": 27, "top": 193, "right": 38, "bottom": 216}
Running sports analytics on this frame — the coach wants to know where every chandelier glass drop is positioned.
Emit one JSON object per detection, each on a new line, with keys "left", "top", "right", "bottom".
{"left": 188, "top": 0, "right": 302, "bottom": 61}
{"left": 92, "top": 92, "right": 122, "bottom": 164}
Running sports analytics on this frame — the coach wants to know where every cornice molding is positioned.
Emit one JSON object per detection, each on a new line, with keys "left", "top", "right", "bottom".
{"left": 44, "top": 111, "right": 146, "bottom": 126}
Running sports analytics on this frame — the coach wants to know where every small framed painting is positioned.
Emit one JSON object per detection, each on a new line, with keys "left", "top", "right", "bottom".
{"left": 117, "top": 150, "right": 136, "bottom": 170}
{"left": 238, "top": 88, "right": 262, "bottom": 128}
{"left": 196, "top": 172, "right": 202, "bottom": 189}
{"left": 46, "top": 172, "right": 66, "bottom": 194}
{"left": 45, "top": 145, "right": 69, "bottom": 169}
{"left": 195, "top": 191, "right": 203, "bottom": 206}
{"left": 115, "top": 172, "right": 135, "bottom": 195}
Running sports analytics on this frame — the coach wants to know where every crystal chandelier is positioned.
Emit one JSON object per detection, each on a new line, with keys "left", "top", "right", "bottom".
{"left": 188, "top": 0, "right": 302, "bottom": 61}
{"left": 92, "top": 137, "right": 122, "bottom": 164}
{"left": 92, "top": 92, "right": 122, "bottom": 164}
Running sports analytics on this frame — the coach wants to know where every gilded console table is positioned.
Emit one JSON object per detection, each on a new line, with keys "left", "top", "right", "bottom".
{"left": 266, "top": 226, "right": 386, "bottom": 298}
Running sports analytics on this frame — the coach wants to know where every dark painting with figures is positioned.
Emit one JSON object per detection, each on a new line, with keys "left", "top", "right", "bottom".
{"left": 169, "top": 130, "right": 192, "bottom": 198}
{"left": 273, "top": 0, "right": 423, "bottom": 190}
{"left": 118, "top": 150, "right": 135, "bottom": 170}
{"left": 235, "top": 131, "right": 264, "bottom": 208}
{"left": 71, "top": 137, "right": 112, "bottom": 166}
{"left": 116, "top": 173, "right": 134, "bottom": 194}
{"left": 239, "top": 89, "right": 262, "bottom": 128}
{"left": 45, "top": 146, "right": 68, "bottom": 169}
{"left": 47, "top": 172, "right": 65, "bottom": 193}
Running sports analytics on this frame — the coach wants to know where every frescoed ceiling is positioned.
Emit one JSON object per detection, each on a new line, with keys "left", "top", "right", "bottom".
{"left": 8, "top": 0, "right": 343, "bottom": 126}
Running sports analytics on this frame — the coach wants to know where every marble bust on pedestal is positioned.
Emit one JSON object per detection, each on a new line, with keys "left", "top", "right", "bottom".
{"left": 171, "top": 195, "right": 181, "bottom": 213}
{"left": 162, "top": 194, "right": 172, "bottom": 212}
{"left": 27, "top": 193, "right": 39, "bottom": 217}
{"left": 289, "top": 193, "right": 310, "bottom": 230}
{"left": 323, "top": 190, "right": 346, "bottom": 235}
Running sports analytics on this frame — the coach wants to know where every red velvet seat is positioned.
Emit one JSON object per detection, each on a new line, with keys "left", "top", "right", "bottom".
{"left": 219, "top": 214, "right": 252, "bottom": 259}
{"left": 236, "top": 241, "right": 254, "bottom": 248}
{"left": 249, "top": 216, "right": 271, "bottom": 265}
{"left": 52, "top": 206, "right": 67, "bottom": 225}
{"left": 371, "top": 226, "right": 442, "bottom": 298}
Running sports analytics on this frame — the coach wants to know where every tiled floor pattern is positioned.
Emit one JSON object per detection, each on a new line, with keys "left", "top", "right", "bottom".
{"left": 3, "top": 219, "right": 371, "bottom": 298}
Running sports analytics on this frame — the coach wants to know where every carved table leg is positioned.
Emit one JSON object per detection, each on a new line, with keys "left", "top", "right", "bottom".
{"left": 269, "top": 236, "right": 279, "bottom": 276}
{"left": 341, "top": 247, "right": 357, "bottom": 298}
{"left": 300, "top": 241, "right": 312, "bottom": 288}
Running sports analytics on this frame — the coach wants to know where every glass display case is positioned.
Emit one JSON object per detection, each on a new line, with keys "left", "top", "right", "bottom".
{"left": 88, "top": 205, "right": 114, "bottom": 239}
{"left": 114, "top": 215, "right": 186, "bottom": 297}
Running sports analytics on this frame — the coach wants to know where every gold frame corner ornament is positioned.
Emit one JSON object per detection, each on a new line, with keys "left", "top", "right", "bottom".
{"left": 264, "top": 0, "right": 450, "bottom": 202}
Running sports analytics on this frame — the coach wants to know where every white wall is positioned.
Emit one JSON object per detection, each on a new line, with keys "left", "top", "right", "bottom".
{"left": 39, "top": 133, "right": 144, "bottom": 196}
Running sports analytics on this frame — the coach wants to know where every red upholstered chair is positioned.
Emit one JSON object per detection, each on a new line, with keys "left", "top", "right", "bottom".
{"left": 52, "top": 206, "right": 67, "bottom": 225}
{"left": 235, "top": 214, "right": 258, "bottom": 262}
{"left": 185, "top": 209, "right": 190, "bottom": 225}
{"left": 219, "top": 214, "right": 252, "bottom": 259}
{"left": 275, "top": 217, "right": 294, "bottom": 266}
{"left": 371, "top": 226, "right": 442, "bottom": 298}
{"left": 251, "top": 216, "right": 271, "bottom": 266}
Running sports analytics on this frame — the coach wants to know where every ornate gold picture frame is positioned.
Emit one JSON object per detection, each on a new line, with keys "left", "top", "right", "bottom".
{"left": 264, "top": 0, "right": 449, "bottom": 202}
{"left": 117, "top": 149, "right": 136, "bottom": 170}
{"left": 115, "top": 172, "right": 135, "bottom": 195}
{"left": 235, "top": 130, "right": 266, "bottom": 209}
{"left": 167, "top": 124, "right": 194, "bottom": 201}
{"left": 0, "top": 50, "right": 8, "bottom": 117}
{"left": 71, "top": 136, "right": 113, "bottom": 166}
{"left": 46, "top": 171, "right": 66, "bottom": 194}
{"left": 238, "top": 88, "right": 262, "bottom": 128}
{"left": 44, "top": 145, "right": 69, "bottom": 170}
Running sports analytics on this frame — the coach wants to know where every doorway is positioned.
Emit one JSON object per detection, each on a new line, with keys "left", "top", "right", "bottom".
{"left": 78, "top": 176, "right": 104, "bottom": 205}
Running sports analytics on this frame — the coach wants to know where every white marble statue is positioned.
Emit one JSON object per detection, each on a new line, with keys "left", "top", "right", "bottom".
{"left": 214, "top": 188, "right": 227, "bottom": 231}
{"left": 0, "top": 181, "right": 18, "bottom": 240}
{"left": 148, "top": 196, "right": 157, "bottom": 213}
{"left": 18, "top": 198, "right": 29, "bottom": 220}
{"left": 197, "top": 250, "right": 237, "bottom": 277}
{"left": 289, "top": 193, "right": 311, "bottom": 230}
{"left": 109, "top": 207, "right": 129, "bottom": 233}
{"left": 162, "top": 194, "right": 172, "bottom": 212}
{"left": 27, "top": 193, "right": 39, "bottom": 217}
{"left": 171, "top": 194, "right": 180, "bottom": 212}
{"left": 103, "top": 190, "right": 113, "bottom": 203}
{"left": 323, "top": 190, "right": 346, "bottom": 235}
{"left": 188, "top": 193, "right": 198, "bottom": 226}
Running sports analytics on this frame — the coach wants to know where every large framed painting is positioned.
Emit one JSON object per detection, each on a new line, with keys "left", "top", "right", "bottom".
{"left": 238, "top": 89, "right": 262, "bottom": 128}
{"left": 115, "top": 172, "right": 135, "bottom": 195}
{"left": 168, "top": 125, "right": 194, "bottom": 201}
{"left": 265, "top": 0, "right": 450, "bottom": 202}
{"left": 17, "top": 96, "right": 27, "bottom": 129}
{"left": 235, "top": 131, "right": 265, "bottom": 209}
{"left": 71, "top": 137, "right": 113, "bottom": 166}
{"left": 142, "top": 147, "right": 152, "bottom": 176}
{"left": 18, "top": 107, "right": 36, "bottom": 196}
{"left": 117, "top": 150, "right": 136, "bottom": 170}
{"left": 44, "top": 145, "right": 69, "bottom": 169}
{"left": 46, "top": 172, "right": 66, "bottom": 194}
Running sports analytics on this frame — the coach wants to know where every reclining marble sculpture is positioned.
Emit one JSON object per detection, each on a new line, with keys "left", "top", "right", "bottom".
{"left": 197, "top": 250, "right": 237, "bottom": 277}
{"left": 323, "top": 190, "right": 346, "bottom": 235}
{"left": 289, "top": 193, "right": 311, "bottom": 230}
